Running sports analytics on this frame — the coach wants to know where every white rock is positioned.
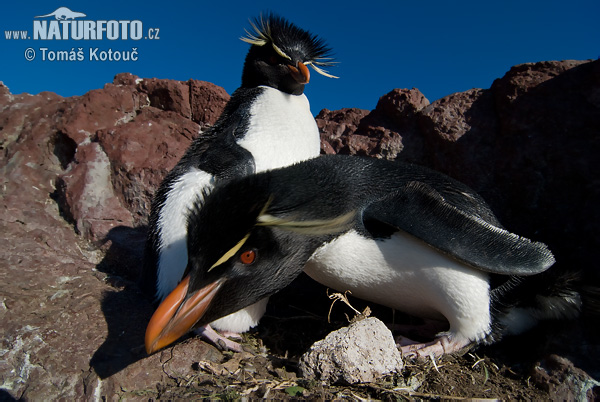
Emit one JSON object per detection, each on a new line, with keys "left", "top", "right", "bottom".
{"left": 298, "top": 317, "right": 403, "bottom": 384}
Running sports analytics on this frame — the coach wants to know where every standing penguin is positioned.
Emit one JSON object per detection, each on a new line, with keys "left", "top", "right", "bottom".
{"left": 144, "top": 155, "right": 581, "bottom": 357}
{"left": 141, "top": 14, "right": 336, "bottom": 351}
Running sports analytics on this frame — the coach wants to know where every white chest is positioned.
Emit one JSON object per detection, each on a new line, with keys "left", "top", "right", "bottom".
{"left": 156, "top": 168, "right": 214, "bottom": 300}
{"left": 237, "top": 86, "right": 321, "bottom": 172}
{"left": 304, "top": 230, "right": 492, "bottom": 341}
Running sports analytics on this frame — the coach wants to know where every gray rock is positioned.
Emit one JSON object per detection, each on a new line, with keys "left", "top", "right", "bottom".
{"left": 298, "top": 317, "right": 403, "bottom": 384}
{"left": 530, "top": 354, "right": 600, "bottom": 401}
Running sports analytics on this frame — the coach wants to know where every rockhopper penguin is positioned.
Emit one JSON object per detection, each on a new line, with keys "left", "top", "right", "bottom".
{"left": 141, "top": 14, "right": 336, "bottom": 351}
{"left": 145, "top": 155, "right": 581, "bottom": 356}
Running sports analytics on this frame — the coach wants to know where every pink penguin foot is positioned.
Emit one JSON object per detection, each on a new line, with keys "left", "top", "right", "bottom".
{"left": 194, "top": 325, "right": 244, "bottom": 352}
{"left": 398, "top": 334, "right": 471, "bottom": 358}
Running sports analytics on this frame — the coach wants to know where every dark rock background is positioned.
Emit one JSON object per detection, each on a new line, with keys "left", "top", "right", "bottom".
{"left": 1, "top": 60, "right": 598, "bottom": 399}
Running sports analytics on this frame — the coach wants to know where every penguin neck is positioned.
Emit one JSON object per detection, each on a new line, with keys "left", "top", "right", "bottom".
{"left": 209, "top": 298, "right": 269, "bottom": 333}
{"left": 237, "top": 86, "right": 321, "bottom": 172}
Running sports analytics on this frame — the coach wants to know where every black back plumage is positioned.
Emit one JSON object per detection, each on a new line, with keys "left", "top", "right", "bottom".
{"left": 190, "top": 155, "right": 555, "bottom": 275}
{"left": 365, "top": 181, "right": 555, "bottom": 275}
{"left": 182, "top": 155, "right": 556, "bottom": 326}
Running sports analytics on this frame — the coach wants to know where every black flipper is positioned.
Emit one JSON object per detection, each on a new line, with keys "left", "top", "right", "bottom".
{"left": 364, "top": 180, "right": 555, "bottom": 276}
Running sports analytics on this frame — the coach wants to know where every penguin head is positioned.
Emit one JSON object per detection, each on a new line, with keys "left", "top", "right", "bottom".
{"left": 240, "top": 13, "right": 337, "bottom": 95}
{"left": 145, "top": 169, "right": 355, "bottom": 354}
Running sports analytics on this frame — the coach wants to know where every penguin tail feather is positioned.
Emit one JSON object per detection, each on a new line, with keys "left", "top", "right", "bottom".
{"left": 579, "top": 284, "right": 600, "bottom": 320}
{"left": 489, "top": 269, "right": 583, "bottom": 342}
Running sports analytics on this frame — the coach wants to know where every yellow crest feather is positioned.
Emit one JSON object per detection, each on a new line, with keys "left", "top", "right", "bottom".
{"left": 271, "top": 43, "right": 291, "bottom": 61}
{"left": 306, "top": 61, "right": 339, "bottom": 79}
{"left": 209, "top": 232, "right": 251, "bottom": 271}
{"left": 239, "top": 14, "right": 339, "bottom": 79}
{"left": 257, "top": 210, "right": 356, "bottom": 235}
{"left": 240, "top": 17, "right": 270, "bottom": 46}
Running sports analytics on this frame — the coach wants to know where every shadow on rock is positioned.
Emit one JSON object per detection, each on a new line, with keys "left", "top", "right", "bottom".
{"left": 0, "top": 389, "right": 18, "bottom": 401}
{"left": 90, "top": 225, "right": 155, "bottom": 379}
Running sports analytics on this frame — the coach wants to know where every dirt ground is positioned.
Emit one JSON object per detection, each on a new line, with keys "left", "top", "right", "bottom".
{"left": 148, "top": 348, "right": 547, "bottom": 400}
{"left": 130, "top": 274, "right": 598, "bottom": 400}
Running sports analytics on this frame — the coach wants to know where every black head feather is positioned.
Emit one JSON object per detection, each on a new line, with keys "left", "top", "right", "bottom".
{"left": 240, "top": 13, "right": 337, "bottom": 94}
{"left": 182, "top": 173, "right": 326, "bottom": 326}
{"left": 241, "top": 13, "right": 335, "bottom": 75}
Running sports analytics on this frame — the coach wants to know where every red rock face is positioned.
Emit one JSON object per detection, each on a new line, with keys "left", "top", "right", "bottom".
{"left": 0, "top": 74, "right": 231, "bottom": 399}
{"left": 188, "top": 79, "right": 231, "bottom": 125}
{"left": 0, "top": 73, "right": 230, "bottom": 243}
{"left": 317, "top": 88, "right": 430, "bottom": 159}
{"left": 1, "top": 60, "right": 598, "bottom": 399}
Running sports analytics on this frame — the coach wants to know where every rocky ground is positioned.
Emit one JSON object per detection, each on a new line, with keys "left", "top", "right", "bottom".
{"left": 1, "top": 59, "right": 599, "bottom": 400}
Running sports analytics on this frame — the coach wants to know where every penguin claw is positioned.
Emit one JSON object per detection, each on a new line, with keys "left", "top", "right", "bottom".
{"left": 194, "top": 325, "right": 244, "bottom": 352}
{"left": 398, "top": 335, "right": 471, "bottom": 358}
{"left": 218, "top": 330, "right": 243, "bottom": 340}
{"left": 395, "top": 335, "right": 420, "bottom": 347}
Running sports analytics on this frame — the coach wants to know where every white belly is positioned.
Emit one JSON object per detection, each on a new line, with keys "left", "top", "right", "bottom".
{"left": 304, "top": 230, "right": 492, "bottom": 342}
{"left": 156, "top": 168, "right": 214, "bottom": 301}
{"left": 238, "top": 86, "right": 321, "bottom": 172}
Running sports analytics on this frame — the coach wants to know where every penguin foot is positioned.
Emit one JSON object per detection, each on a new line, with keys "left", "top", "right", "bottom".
{"left": 218, "top": 330, "right": 243, "bottom": 340}
{"left": 395, "top": 335, "right": 421, "bottom": 347}
{"left": 195, "top": 325, "right": 244, "bottom": 352}
{"left": 398, "top": 335, "right": 471, "bottom": 358}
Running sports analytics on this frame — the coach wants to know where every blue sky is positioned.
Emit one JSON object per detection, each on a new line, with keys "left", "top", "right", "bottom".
{"left": 1, "top": 1, "right": 598, "bottom": 115}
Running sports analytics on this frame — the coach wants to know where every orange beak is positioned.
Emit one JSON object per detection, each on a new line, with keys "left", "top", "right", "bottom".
{"left": 145, "top": 275, "right": 223, "bottom": 355}
{"left": 288, "top": 61, "right": 310, "bottom": 84}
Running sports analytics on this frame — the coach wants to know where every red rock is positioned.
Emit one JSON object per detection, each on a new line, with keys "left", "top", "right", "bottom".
{"left": 0, "top": 81, "right": 13, "bottom": 102}
{"left": 491, "top": 60, "right": 586, "bottom": 105}
{"left": 58, "top": 84, "right": 149, "bottom": 145}
{"left": 188, "top": 79, "right": 230, "bottom": 125}
{"left": 113, "top": 72, "right": 140, "bottom": 86}
{"left": 138, "top": 77, "right": 191, "bottom": 119}
{"left": 317, "top": 88, "right": 429, "bottom": 160}
{"left": 486, "top": 60, "right": 600, "bottom": 268}
{"left": 50, "top": 77, "right": 223, "bottom": 239}
{"left": 374, "top": 87, "right": 429, "bottom": 125}
{"left": 419, "top": 88, "right": 491, "bottom": 142}
{"left": 317, "top": 105, "right": 405, "bottom": 159}
{"left": 96, "top": 107, "right": 200, "bottom": 224}
{"left": 317, "top": 108, "right": 370, "bottom": 154}
{"left": 0, "top": 76, "right": 223, "bottom": 399}
{"left": 1, "top": 85, "right": 116, "bottom": 400}
{"left": 530, "top": 355, "right": 599, "bottom": 401}
{"left": 1, "top": 89, "right": 67, "bottom": 198}
{"left": 59, "top": 142, "right": 134, "bottom": 240}
{"left": 416, "top": 88, "right": 499, "bottom": 190}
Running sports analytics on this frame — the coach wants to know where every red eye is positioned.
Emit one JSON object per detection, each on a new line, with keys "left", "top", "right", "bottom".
{"left": 240, "top": 249, "right": 256, "bottom": 265}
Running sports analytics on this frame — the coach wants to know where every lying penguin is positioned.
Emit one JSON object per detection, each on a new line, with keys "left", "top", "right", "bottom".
{"left": 145, "top": 155, "right": 581, "bottom": 356}
{"left": 141, "top": 14, "right": 337, "bottom": 351}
